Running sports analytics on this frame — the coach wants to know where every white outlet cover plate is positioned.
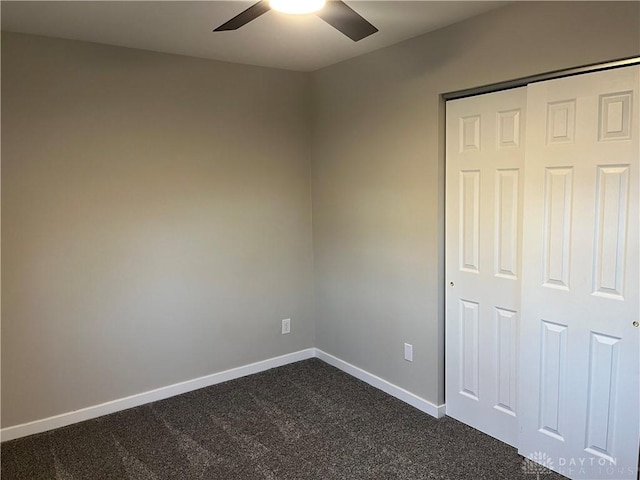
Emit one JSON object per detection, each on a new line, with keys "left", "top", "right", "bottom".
{"left": 404, "top": 343, "right": 413, "bottom": 362}
{"left": 282, "top": 318, "right": 291, "bottom": 335}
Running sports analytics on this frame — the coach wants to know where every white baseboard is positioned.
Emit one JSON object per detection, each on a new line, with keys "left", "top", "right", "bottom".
{"left": 314, "top": 349, "right": 446, "bottom": 419}
{"left": 0, "top": 348, "right": 315, "bottom": 442}
{"left": 1, "top": 347, "right": 445, "bottom": 442}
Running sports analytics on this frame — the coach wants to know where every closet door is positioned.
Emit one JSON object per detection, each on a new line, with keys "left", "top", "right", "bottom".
{"left": 518, "top": 66, "right": 639, "bottom": 479}
{"left": 445, "top": 88, "right": 526, "bottom": 447}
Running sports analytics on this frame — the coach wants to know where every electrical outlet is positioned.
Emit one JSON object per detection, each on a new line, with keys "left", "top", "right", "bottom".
{"left": 404, "top": 343, "right": 413, "bottom": 362}
{"left": 282, "top": 318, "right": 291, "bottom": 335}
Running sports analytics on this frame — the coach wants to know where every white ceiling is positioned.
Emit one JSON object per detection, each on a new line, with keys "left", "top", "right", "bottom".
{"left": 1, "top": 1, "right": 505, "bottom": 72}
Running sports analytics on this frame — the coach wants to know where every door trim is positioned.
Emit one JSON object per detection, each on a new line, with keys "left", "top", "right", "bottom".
{"left": 443, "top": 56, "right": 640, "bottom": 101}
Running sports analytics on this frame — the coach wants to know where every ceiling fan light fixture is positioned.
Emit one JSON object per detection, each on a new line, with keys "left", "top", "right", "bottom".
{"left": 269, "top": 0, "right": 326, "bottom": 15}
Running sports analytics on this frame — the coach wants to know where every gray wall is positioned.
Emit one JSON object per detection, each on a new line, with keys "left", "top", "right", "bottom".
{"left": 311, "top": 1, "right": 640, "bottom": 406}
{"left": 1, "top": 33, "right": 314, "bottom": 427}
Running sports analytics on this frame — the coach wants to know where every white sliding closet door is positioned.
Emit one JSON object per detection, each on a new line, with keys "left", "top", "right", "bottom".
{"left": 445, "top": 87, "right": 527, "bottom": 447}
{"left": 445, "top": 65, "right": 639, "bottom": 480}
{"left": 518, "top": 66, "right": 639, "bottom": 479}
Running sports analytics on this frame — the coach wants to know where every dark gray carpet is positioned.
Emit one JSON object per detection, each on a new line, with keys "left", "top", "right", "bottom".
{"left": 1, "top": 359, "right": 563, "bottom": 479}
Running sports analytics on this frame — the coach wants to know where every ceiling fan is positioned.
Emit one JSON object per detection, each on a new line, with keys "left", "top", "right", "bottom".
{"left": 213, "top": 0, "right": 379, "bottom": 42}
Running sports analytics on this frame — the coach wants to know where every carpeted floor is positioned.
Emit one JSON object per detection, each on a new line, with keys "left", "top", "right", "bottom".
{"left": 1, "top": 358, "right": 563, "bottom": 479}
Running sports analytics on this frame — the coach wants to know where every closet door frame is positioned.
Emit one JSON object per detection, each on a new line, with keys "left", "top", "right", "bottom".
{"left": 442, "top": 57, "right": 640, "bottom": 103}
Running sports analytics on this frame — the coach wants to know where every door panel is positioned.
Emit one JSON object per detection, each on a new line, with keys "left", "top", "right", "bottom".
{"left": 445, "top": 87, "right": 527, "bottom": 447}
{"left": 518, "top": 66, "right": 639, "bottom": 479}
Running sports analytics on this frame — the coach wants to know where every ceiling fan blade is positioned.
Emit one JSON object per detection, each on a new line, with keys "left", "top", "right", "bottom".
{"left": 213, "top": 1, "right": 271, "bottom": 32}
{"left": 317, "top": 1, "right": 378, "bottom": 42}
